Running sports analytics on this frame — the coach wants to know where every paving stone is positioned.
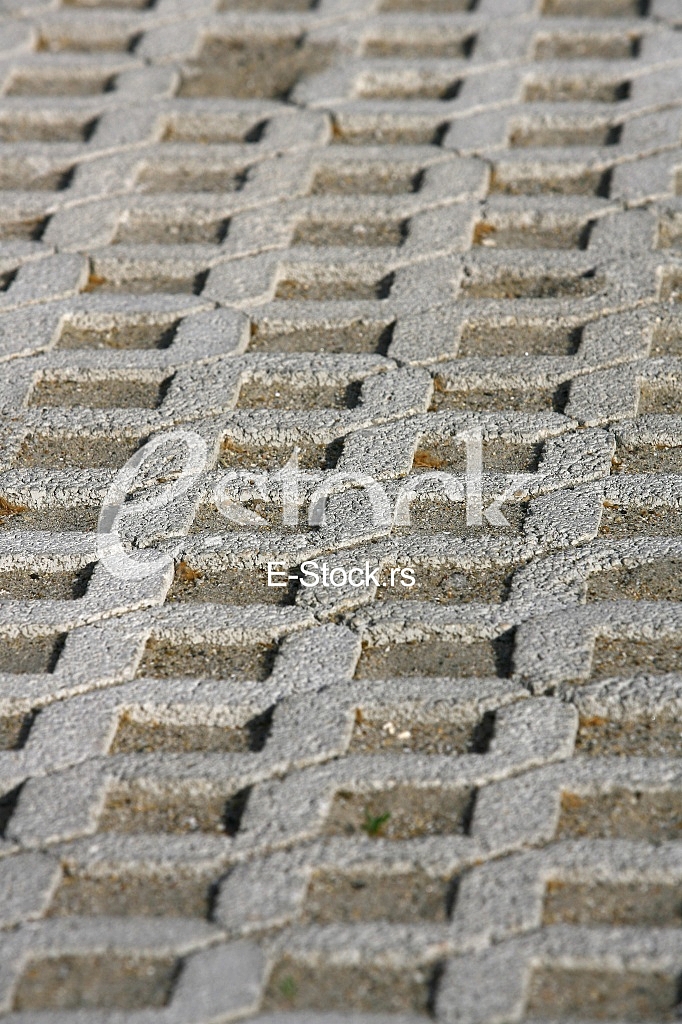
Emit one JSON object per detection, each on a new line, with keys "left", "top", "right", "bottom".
{"left": 0, "top": 0, "right": 682, "bottom": 1018}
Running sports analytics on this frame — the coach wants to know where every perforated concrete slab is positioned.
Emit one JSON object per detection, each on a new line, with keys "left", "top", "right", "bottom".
{"left": 0, "top": 0, "right": 681, "bottom": 1019}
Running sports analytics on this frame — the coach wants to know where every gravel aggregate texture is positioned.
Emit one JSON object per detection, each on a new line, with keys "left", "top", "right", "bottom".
{"left": 0, "top": 0, "right": 681, "bottom": 1018}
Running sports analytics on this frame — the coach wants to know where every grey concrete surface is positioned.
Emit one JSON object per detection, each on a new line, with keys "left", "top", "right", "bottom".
{"left": 0, "top": 0, "right": 681, "bottom": 1018}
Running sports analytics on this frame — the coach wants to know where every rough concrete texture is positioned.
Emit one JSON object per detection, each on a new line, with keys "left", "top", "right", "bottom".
{"left": 0, "top": 0, "right": 681, "bottom": 1019}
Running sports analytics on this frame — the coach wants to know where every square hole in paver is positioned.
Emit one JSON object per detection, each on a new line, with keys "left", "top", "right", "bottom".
{"left": 557, "top": 788, "right": 682, "bottom": 840}
{"left": 264, "top": 957, "right": 443, "bottom": 1016}
{"left": 217, "top": 0, "right": 317, "bottom": 8}
{"left": 57, "top": 320, "right": 178, "bottom": 351}
{"left": 29, "top": 377, "right": 171, "bottom": 410}
{"left": 611, "top": 443, "right": 682, "bottom": 474}
{"left": 590, "top": 636, "right": 682, "bottom": 680}
{"left": 161, "top": 116, "right": 266, "bottom": 145}
{"left": 524, "top": 78, "right": 630, "bottom": 103}
{"left": 543, "top": 878, "right": 682, "bottom": 926}
{"left": 0, "top": 634, "right": 65, "bottom": 674}
{"left": 13, "top": 955, "right": 179, "bottom": 1012}
{"left": 35, "top": 27, "right": 137, "bottom": 52}
{"left": 460, "top": 269, "right": 603, "bottom": 300}
{"left": 534, "top": 32, "right": 640, "bottom": 60}
{"left": 98, "top": 781, "right": 251, "bottom": 835}
{"left": 429, "top": 382, "right": 566, "bottom": 413}
{"left": 236, "top": 379, "right": 361, "bottom": 410}
{"left": 599, "top": 504, "right": 682, "bottom": 538}
{"left": 0, "top": 504, "right": 100, "bottom": 532}
{"left": 638, "top": 384, "right": 682, "bottom": 415}
{"left": 5, "top": 71, "right": 115, "bottom": 97}
{"left": 654, "top": 215, "right": 682, "bottom": 251}
{"left": 473, "top": 219, "right": 591, "bottom": 250}
{"left": 311, "top": 164, "right": 423, "bottom": 195}
{"left": 0, "top": 216, "right": 47, "bottom": 241}
{"left": 248, "top": 321, "right": 394, "bottom": 355}
{"left": 135, "top": 163, "right": 247, "bottom": 194}
{"left": 0, "top": 565, "right": 94, "bottom": 600}
{"left": 650, "top": 325, "right": 682, "bottom": 356}
{"left": 459, "top": 322, "right": 582, "bottom": 356}
{"left": 0, "top": 160, "right": 73, "bottom": 191}
{"left": 0, "top": 115, "right": 97, "bottom": 143}
{"left": 393, "top": 498, "right": 528, "bottom": 536}
{"left": 82, "top": 269, "right": 207, "bottom": 295}
{"left": 355, "top": 74, "right": 461, "bottom": 101}
{"left": 136, "top": 638, "right": 276, "bottom": 681}
{"left": 490, "top": 163, "right": 612, "bottom": 197}
{"left": 274, "top": 272, "right": 394, "bottom": 301}
{"left": 0, "top": 785, "right": 21, "bottom": 836}
{"left": 413, "top": 439, "right": 542, "bottom": 473}
{"left": 113, "top": 216, "right": 229, "bottom": 245}
{"left": 377, "top": 564, "right": 514, "bottom": 603}
{"left": 330, "top": 117, "right": 447, "bottom": 147}
{"left": 509, "top": 122, "right": 621, "bottom": 148}
{"left": 657, "top": 272, "right": 682, "bottom": 302}
{"left": 0, "top": 712, "right": 35, "bottom": 751}
{"left": 364, "top": 33, "right": 475, "bottom": 58}
{"left": 166, "top": 562, "right": 296, "bottom": 606}
{"left": 0, "top": 497, "right": 29, "bottom": 528}
{"left": 111, "top": 707, "right": 273, "bottom": 755}
{"left": 64, "top": 0, "right": 153, "bottom": 7}
{"left": 355, "top": 636, "right": 513, "bottom": 679}
{"left": 576, "top": 712, "right": 681, "bottom": 756}
{"left": 48, "top": 868, "right": 217, "bottom": 918}
{"left": 526, "top": 967, "right": 679, "bottom": 1021}
{"left": 325, "top": 785, "right": 474, "bottom": 840}
{"left": 586, "top": 559, "right": 682, "bottom": 602}
{"left": 350, "top": 707, "right": 494, "bottom": 755}
{"left": 302, "top": 868, "right": 454, "bottom": 924}
{"left": 14, "top": 435, "right": 143, "bottom": 470}
{"left": 379, "top": 0, "right": 476, "bottom": 10}
{"left": 542, "top": 0, "right": 649, "bottom": 14}
{"left": 178, "top": 36, "right": 334, "bottom": 100}
{"left": 0, "top": 270, "right": 18, "bottom": 293}
{"left": 292, "top": 216, "right": 407, "bottom": 248}
{"left": 191, "top": 499, "right": 293, "bottom": 533}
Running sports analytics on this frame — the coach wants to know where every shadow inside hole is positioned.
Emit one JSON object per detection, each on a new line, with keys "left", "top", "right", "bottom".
{"left": 246, "top": 707, "right": 274, "bottom": 751}
{"left": 577, "top": 219, "right": 595, "bottom": 250}
{"left": 126, "top": 31, "right": 143, "bottom": 53}
{"left": 459, "top": 788, "right": 478, "bottom": 836}
{"left": 440, "top": 80, "right": 461, "bottom": 101}
{"left": 243, "top": 119, "right": 268, "bottom": 143}
{"left": 426, "top": 961, "right": 446, "bottom": 1018}
{"left": 469, "top": 710, "right": 495, "bottom": 753}
{"left": 553, "top": 380, "right": 571, "bottom": 413}
{"left": 0, "top": 269, "right": 17, "bottom": 292}
{"left": 444, "top": 877, "right": 460, "bottom": 918}
{"left": 192, "top": 269, "right": 210, "bottom": 296}
{"left": 10, "top": 711, "right": 37, "bottom": 750}
{"left": 493, "top": 630, "right": 515, "bottom": 677}
{"left": 376, "top": 271, "right": 395, "bottom": 299}
{"left": 431, "top": 123, "right": 449, "bottom": 146}
{"left": 223, "top": 786, "right": 252, "bottom": 836}
{"left": 344, "top": 380, "right": 363, "bottom": 408}
{"left": 0, "top": 784, "right": 22, "bottom": 837}
{"left": 593, "top": 168, "right": 610, "bottom": 196}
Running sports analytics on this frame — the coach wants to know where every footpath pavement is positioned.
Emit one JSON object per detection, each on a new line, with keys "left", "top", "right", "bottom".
{"left": 0, "top": 0, "right": 682, "bottom": 1019}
